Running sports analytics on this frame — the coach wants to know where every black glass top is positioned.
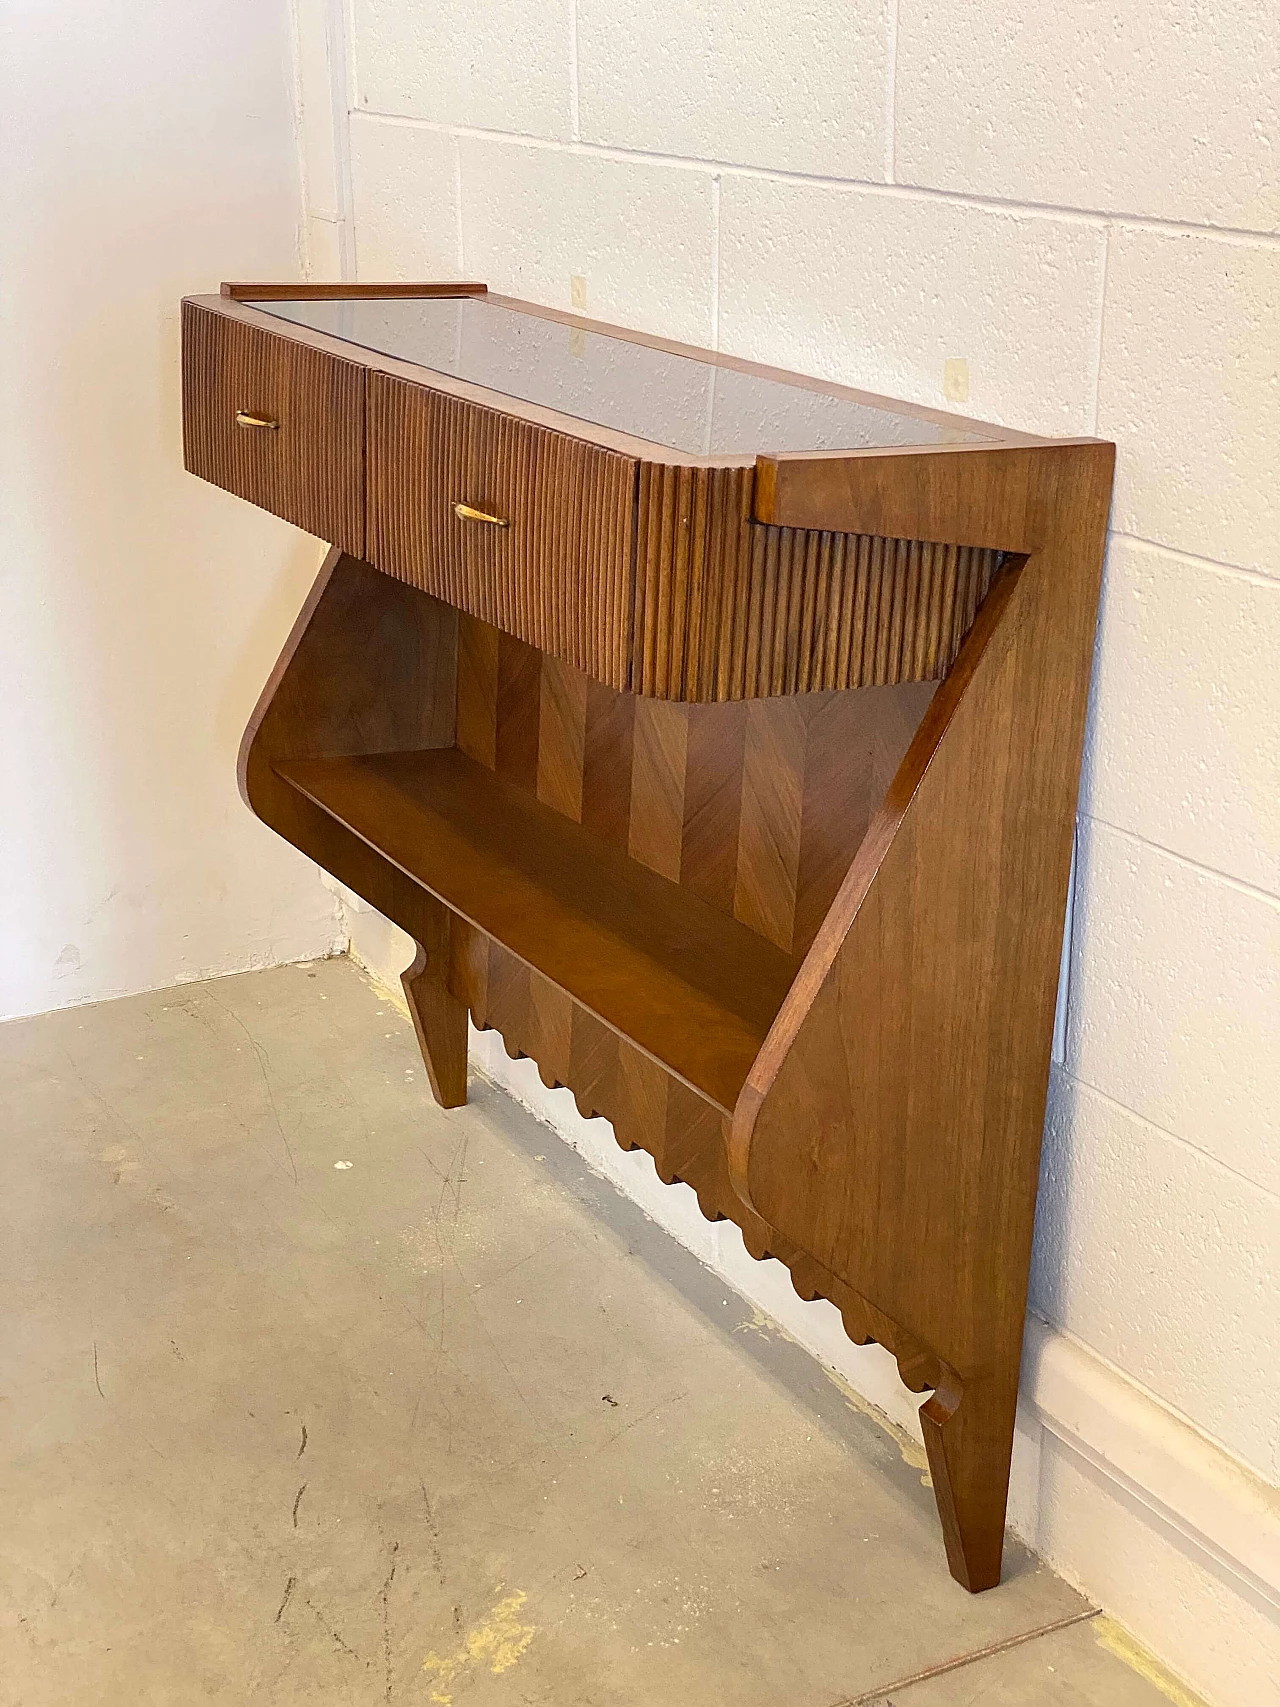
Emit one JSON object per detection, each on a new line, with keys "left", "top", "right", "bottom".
{"left": 249, "top": 296, "right": 991, "bottom": 459}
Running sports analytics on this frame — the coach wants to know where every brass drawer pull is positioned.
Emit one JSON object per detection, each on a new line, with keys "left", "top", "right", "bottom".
{"left": 235, "top": 410, "right": 279, "bottom": 430}
{"left": 453, "top": 500, "right": 509, "bottom": 529}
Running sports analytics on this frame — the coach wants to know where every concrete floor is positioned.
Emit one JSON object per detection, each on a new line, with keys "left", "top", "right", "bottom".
{"left": 1, "top": 957, "right": 1182, "bottom": 1706}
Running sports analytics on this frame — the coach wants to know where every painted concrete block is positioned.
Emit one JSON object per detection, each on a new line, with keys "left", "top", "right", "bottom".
{"left": 895, "top": 0, "right": 1280, "bottom": 232}
{"left": 349, "top": 116, "right": 459, "bottom": 279}
{"left": 1033, "top": 1074, "right": 1279, "bottom": 1485}
{"left": 1098, "top": 228, "right": 1280, "bottom": 579}
{"left": 304, "top": 215, "right": 344, "bottom": 284}
{"left": 351, "top": 0, "right": 572, "bottom": 140}
{"left": 1031, "top": 1438, "right": 1280, "bottom": 1707}
{"left": 294, "top": 0, "right": 342, "bottom": 224}
{"left": 1067, "top": 818, "right": 1279, "bottom": 1197}
{"left": 577, "top": 0, "right": 890, "bottom": 180}
{"left": 1081, "top": 537, "right": 1280, "bottom": 897}
{"left": 459, "top": 140, "right": 716, "bottom": 345}
{"left": 718, "top": 176, "right": 1105, "bottom": 435}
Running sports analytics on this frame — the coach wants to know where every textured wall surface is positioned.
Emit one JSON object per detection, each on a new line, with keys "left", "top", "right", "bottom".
{"left": 2, "top": 0, "right": 344, "bottom": 1019}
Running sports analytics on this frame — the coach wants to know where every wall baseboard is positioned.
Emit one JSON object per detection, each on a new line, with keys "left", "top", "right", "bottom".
{"left": 1019, "top": 1317, "right": 1278, "bottom": 1610}
{"left": 345, "top": 915, "right": 1278, "bottom": 1707}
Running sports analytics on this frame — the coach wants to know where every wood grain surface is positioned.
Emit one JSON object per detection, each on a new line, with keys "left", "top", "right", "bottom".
{"left": 633, "top": 462, "right": 1003, "bottom": 699}
{"left": 731, "top": 440, "right": 1116, "bottom": 1589}
{"left": 184, "top": 297, "right": 1005, "bottom": 701}
{"left": 181, "top": 301, "right": 366, "bottom": 555}
{"left": 453, "top": 613, "right": 932, "bottom": 957}
{"left": 236, "top": 551, "right": 468, "bottom": 1105}
{"left": 367, "top": 373, "right": 639, "bottom": 688}
{"left": 278, "top": 746, "right": 797, "bottom": 1113}
{"left": 220, "top": 281, "right": 488, "bottom": 300}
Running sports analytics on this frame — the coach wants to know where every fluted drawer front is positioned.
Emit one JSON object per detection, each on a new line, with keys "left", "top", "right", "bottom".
{"left": 367, "top": 373, "right": 638, "bottom": 690}
{"left": 181, "top": 302, "right": 365, "bottom": 555}
{"left": 632, "top": 463, "right": 1005, "bottom": 701}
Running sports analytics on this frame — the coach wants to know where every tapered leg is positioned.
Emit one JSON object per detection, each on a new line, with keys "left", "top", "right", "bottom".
{"left": 402, "top": 936, "right": 468, "bottom": 1110}
{"left": 919, "top": 1368, "right": 1020, "bottom": 1592}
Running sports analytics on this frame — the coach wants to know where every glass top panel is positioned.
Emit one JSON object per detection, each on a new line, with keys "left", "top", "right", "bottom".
{"left": 249, "top": 296, "right": 991, "bottom": 457}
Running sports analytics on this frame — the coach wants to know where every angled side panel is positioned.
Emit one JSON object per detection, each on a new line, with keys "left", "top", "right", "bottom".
{"left": 730, "top": 442, "right": 1115, "bottom": 1589}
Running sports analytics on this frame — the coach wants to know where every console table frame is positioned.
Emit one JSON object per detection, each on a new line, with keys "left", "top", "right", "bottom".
{"left": 184, "top": 280, "right": 1114, "bottom": 1592}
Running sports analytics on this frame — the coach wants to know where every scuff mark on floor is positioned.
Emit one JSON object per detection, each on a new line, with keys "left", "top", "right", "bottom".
{"left": 421, "top": 1588, "right": 536, "bottom": 1704}
{"left": 274, "top": 1575, "right": 296, "bottom": 1624}
{"left": 304, "top": 1596, "right": 361, "bottom": 1663}
{"left": 205, "top": 991, "right": 300, "bottom": 1185}
{"left": 380, "top": 1539, "right": 399, "bottom": 1702}
{"left": 98, "top": 1142, "right": 138, "bottom": 1184}
{"left": 292, "top": 1482, "right": 307, "bottom": 1528}
{"left": 420, "top": 1482, "right": 448, "bottom": 1588}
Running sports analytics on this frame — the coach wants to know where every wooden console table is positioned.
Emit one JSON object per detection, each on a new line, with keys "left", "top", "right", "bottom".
{"left": 182, "top": 279, "right": 1113, "bottom": 1591}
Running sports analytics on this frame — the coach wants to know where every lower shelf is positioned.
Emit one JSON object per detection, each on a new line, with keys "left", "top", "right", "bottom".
{"left": 276, "top": 746, "right": 800, "bottom": 1113}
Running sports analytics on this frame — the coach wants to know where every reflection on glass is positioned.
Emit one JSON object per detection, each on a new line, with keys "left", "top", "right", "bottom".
{"left": 250, "top": 297, "right": 991, "bottom": 457}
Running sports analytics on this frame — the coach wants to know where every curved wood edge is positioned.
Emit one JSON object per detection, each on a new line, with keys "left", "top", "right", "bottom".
{"left": 236, "top": 545, "right": 347, "bottom": 809}
{"left": 459, "top": 938, "right": 954, "bottom": 1401}
{"left": 238, "top": 556, "right": 975, "bottom": 1409}
{"left": 403, "top": 939, "right": 467, "bottom": 1108}
{"left": 238, "top": 548, "right": 469, "bottom": 1107}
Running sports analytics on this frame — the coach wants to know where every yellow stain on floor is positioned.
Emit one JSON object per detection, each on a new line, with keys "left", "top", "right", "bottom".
{"left": 350, "top": 952, "right": 412, "bottom": 1021}
{"left": 824, "top": 1365, "right": 932, "bottom": 1485}
{"left": 734, "top": 1305, "right": 933, "bottom": 1485}
{"left": 422, "top": 1588, "right": 537, "bottom": 1704}
{"left": 732, "top": 1305, "right": 788, "bottom": 1342}
{"left": 1093, "top": 1616, "right": 1209, "bottom": 1707}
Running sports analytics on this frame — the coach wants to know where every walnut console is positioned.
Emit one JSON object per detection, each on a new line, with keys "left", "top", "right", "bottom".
{"left": 182, "top": 279, "right": 1114, "bottom": 1592}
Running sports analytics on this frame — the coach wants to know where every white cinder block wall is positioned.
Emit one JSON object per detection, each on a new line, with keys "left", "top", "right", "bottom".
{"left": 291, "top": 4, "right": 1279, "bottom": 1699}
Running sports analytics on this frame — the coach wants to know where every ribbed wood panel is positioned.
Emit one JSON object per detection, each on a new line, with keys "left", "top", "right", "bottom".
{"left": 631, "top": 463, "right": 1003, "bottom": 701}
{"left": 180, "top": 301, "right": 365, "bottom": 555}
{"left": 367, "top": 373, "right": 638, "bottom": 688}
{"left": 182, "top": 299, "right": 1004, "bottom": 704}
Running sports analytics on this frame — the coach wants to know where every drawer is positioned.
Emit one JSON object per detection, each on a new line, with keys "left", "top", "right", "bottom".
{"left": 182, "top": 301, "right": 365, "bottom": 556}
{"left": 367, "top": 372, "right": 637, "bottom": 688}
